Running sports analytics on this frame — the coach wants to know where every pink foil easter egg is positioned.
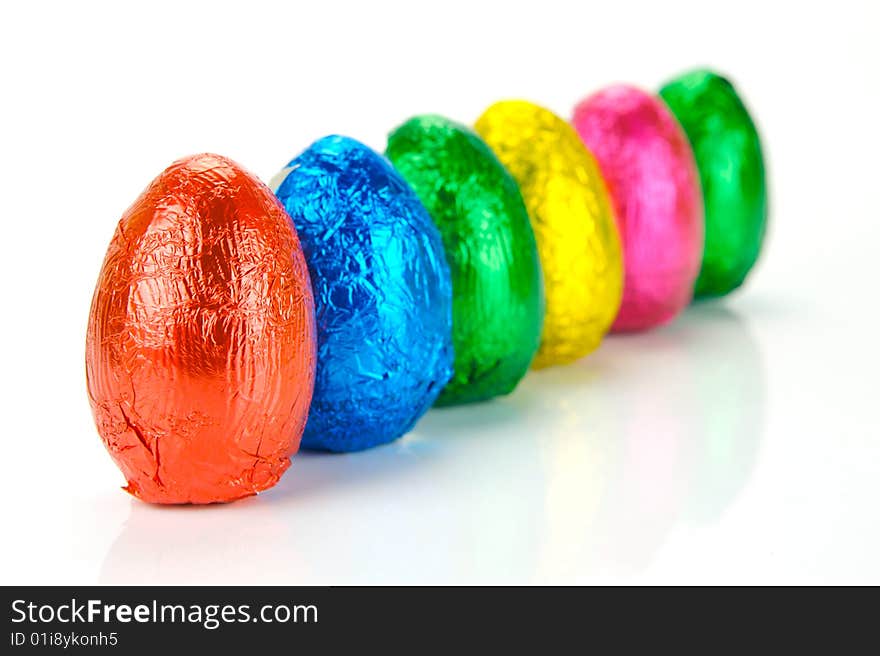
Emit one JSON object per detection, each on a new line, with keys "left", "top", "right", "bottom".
{"left": 572, "top": 85, "right": 704, "bottom": 332}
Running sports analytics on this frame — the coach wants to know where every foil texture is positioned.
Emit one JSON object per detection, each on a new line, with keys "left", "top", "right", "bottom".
{"left": 572, "top": 86, "right": 704, "bottom": 332}
{"left": 660, "top": 69, "right": 768, "bottom": 298}
{"left": 85, "top": 153, "right": 317, "bottom": 504}
{"left": 386, "top": 115, "right": 544, "bottom": 405}
{"left": 475, "top": 100, "right": 623, "bottom": 368}
{"left": 273, "top": 136, "right": 454, "bottom": 451}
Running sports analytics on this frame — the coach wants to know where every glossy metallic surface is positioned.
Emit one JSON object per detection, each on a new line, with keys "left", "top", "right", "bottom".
{"left": 274, "top": 136, "right": 454, "bottom": 451}
{"left": 572, "top": 86, "right": 704, "bottom": 332}
{"left": 386, "top": 115, "right": 544, "bottom": 405}
{"left": 475, "top": 100, "right": 623, "bottom": 367}
{"left": 660, "top": 70, "right": 768, "bottom": 298}
{"left": 86, "top": 154, "right": 316, "bottom": 504}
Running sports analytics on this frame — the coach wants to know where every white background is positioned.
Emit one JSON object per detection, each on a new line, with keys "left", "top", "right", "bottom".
{"left": 1, "top": 0, "right": 878, "bottom": 585}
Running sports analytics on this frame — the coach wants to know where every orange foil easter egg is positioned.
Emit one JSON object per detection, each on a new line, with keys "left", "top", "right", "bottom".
{"left": 85, "top": 154, "right": 316, "bottom": 504}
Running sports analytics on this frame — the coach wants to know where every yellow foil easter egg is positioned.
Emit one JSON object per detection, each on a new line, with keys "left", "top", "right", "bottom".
{"left": 475, "top": 101, "right": 623, "bottom": 368}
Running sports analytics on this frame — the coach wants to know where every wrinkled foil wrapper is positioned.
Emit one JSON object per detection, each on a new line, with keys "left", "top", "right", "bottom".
{"left": 475, "top": 100, "right": 623, "bottom": 368}
{"left": 86, "top": 154, "right": 317, "bottom": 504}
{"left": 386, "top": 115, "right": 544, "bottom": 405}
{"left": 273, "top": 136, "right": 454, "bottom": 451}
{"left": 572, "top": 86, "right": 704, "bottom": 332}
{"left": 660, "top": 70, "right": 768, "bottom": 298}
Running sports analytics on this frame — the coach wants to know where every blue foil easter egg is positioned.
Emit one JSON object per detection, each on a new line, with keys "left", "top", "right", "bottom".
{"left": 273, "top": 136, "right": 454, "bottom": 452}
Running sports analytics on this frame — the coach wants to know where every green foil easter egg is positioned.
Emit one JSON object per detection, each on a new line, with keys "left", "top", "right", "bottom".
{"left": 660, "top": 70, "right": 768, "bottom": 298}
{"left": 386, "top": 115, "right": 544, "bottom": 405}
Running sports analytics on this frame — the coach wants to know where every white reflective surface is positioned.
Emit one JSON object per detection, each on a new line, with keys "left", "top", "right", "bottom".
{"left": 99, "top": 303, "right": 770, "bottom": 584}
{"left": 43, "top": 294, "right": 876, "bottom": 585}
{"left": 73, "top": 293, "right": 875, "bottom": 585}
{"left": 1, "top": 0, "right": 878, "bottom": 585}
